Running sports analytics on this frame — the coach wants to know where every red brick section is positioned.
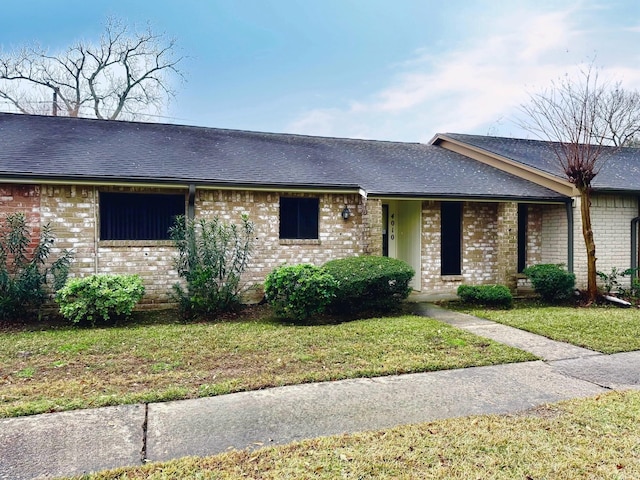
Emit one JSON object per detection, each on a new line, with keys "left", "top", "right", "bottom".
{"left": 0, "top": 184, "right": 42, "bottom": 258}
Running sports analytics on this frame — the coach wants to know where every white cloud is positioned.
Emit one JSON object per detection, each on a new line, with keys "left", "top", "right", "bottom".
{"left": 287, "top": 2, "right": 640, "bottom": 142}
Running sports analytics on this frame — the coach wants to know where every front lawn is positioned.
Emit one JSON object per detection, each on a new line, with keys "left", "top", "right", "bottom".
{"left": 465, "top": 303, "right": 640, "bottom": 353}
{"left": 73, "top": 390, "right": 640, "bottom": 479}
{"left": 0, "top": 308, "right": 534, "bottom": 418}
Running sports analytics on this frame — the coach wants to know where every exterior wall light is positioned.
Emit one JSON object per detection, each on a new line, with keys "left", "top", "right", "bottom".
{"left": 341, "top": 205, "right": 351, "bottom": 220}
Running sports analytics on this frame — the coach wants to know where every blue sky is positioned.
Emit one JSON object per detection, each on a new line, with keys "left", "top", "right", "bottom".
{"left": 2, "top": 0, "right": 640, "bottom": 141}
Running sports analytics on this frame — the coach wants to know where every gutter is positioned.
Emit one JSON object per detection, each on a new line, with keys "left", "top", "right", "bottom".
{"left": 0, "top": 175, "right": 362, "bottom": 194}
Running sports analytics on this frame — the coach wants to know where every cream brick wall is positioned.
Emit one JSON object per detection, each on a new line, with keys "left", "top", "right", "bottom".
{"left": 195, "top": 190, "right": 367, "bottom": 293}
{"left": 36, "top": 186, "right": 372, "bottom": 304}
{"left": 41, "top": 185, "right": 98, "bottom": 278}
{"left": 572, "top": 194, "right": 638, "bottom": 289}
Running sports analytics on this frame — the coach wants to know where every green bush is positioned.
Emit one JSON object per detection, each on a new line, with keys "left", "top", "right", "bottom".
{"left": 522, "top": 264, "right": 576, "bottom": 302}
{"left": 0, "top": 212, "right": 73, "bottom": 321}
{"left": 170, "top": 215, "right": 254, "bottom": 319}
{"left": 457, "top": 284, "right": 513, "bottom": 308}
{"left": 56, "top": 274, "right": 145, "bottom": 326}
{"left": 323, "top": 256, "right": 414, "bottom": 314}
{"left": 264, "top": 264, "right": 338, "bottom": 322}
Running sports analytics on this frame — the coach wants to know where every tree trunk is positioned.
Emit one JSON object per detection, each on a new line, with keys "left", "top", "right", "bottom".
{"left": 579, "top": 187, "right": 598, "bottom": 303}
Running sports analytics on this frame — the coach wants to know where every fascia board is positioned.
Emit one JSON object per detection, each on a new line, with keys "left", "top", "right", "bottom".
{"left": 432, "top": 134, "right": 577, "bottom": 197}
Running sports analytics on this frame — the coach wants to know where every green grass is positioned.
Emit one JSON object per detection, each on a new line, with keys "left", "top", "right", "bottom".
{"left": 464, "top": 302, "right": 640, "bottom": 353}
{"left": 0, "top": 308, "right": 534, "bottom": 418}
{"left": 71, "top": 390, "right": 640, "bottom": 479}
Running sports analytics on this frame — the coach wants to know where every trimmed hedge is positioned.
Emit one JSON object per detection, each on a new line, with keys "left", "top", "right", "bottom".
{"left": 522, "top": 263, "right": 576, "bottom": 303}
{"left": 457, "top": 284, "right": 513, "bottom": 308}
{"left": 323, "top": 256, "right": 414, "bottom": 314}
{"left": 56, "top": 274, "right": 145, "bottom": 326}
{"left": 264, "top": 264, "right": 338, "bottom": 322}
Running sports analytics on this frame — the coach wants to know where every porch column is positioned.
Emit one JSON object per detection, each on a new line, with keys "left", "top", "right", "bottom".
{"left": 361, "top": 197, "right": 383, "bottom": 255}
{"left": 496, "top": 201, "right": 518, "bottom": 290}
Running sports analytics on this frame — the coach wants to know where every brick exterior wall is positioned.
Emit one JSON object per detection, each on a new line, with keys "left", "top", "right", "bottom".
{"left": 0, "top": 184, "right": 42, "bottom": 256}
{"left": 463, "top": 202, "right": 499, "bottom": 286}
{"left": 195, "top": 190, "right": 367, "bottom": 300}
{"left": 495, "top": 202, "right": 518, "bottom": 289}
{"left": 1, "top": 181, "right": 571, "bottom": 303}
{"left": 540, "top": 204, "right": 568, "bottom": 265}
{"left": 526, "top": 205, "right": 543, "bottom": 267}
{"left": 419, "top": 201, "right": 523, "bottom": 293}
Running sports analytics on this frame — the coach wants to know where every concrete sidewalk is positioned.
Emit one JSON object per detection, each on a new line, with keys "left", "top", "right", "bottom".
{"left": 2, "top": 305, "right": 640, "bottom": 480}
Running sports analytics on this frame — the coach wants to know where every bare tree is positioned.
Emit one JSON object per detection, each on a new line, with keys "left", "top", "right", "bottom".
{"left": 520, "top": 65, "right": 640, "bottom": 303}
{"left": 0, "top": 18, "right": 184, "bottom": 120}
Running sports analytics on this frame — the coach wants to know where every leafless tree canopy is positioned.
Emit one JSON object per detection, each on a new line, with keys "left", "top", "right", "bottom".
{"left": 0, "top": 18, "right": 184, "bottom": 120}
{"left": 519, "top": 64, "right": 640, "bottom": 304}
{"left": 519, "top": 66, "right": 640, "bottom": 189}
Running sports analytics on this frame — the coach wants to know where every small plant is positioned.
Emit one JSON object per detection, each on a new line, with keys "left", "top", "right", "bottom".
{"left": 599, "top": 267, "right": 640, "bottom": 301}
{"left": 56, "top": 274, "right": 145, "bottom": 326}
{"left": 264, "top": 264, "right": 338, "bottom": 322}
{"left": 323, "top": 256, "right": 414, "bottom": 314}
{"left": 522, "top": 264, "right": 576, "bottom": 303}
{"left": 170, "top": 215, "right": 254, "bottom": 319}
{"left": 0, "top": 212, "right": 73, "bottom": 321}
{"left": 596, "top": 267, "right": 628, "bottom": 295}
{"left": 457, "top": 284, "right": 513, "bottom": 308}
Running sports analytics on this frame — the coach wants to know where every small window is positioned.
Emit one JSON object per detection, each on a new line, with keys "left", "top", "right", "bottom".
{"left": 100, "top": 192, "right": 184, "bottom": 241}
{"left": 441, "top": 202, "right": 462, "bottom": 275}
{"left": 279, "top": 197, "right": 319, "bottom": 239}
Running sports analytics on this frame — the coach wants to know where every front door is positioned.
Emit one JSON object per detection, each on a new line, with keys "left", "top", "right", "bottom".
{"left": 383, "top": 200, "right": 421, "bottom": 290}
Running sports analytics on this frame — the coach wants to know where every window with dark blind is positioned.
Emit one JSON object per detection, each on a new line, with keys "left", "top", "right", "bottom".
{"left": 518, "top": 203, "right": 528, "bottom": 273}
{"left": 441, "top": 202, "right": 462, "bottom": 275}
{"left": 279, "top": 197, "right": 319, "bottom": 239}
{"left": 100, "top": 192, "right": 185, "bottom": 241}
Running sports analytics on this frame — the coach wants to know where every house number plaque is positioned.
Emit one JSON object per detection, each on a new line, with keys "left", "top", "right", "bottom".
{"left": 390, "top": 213, "right": 395, "bottom": 240}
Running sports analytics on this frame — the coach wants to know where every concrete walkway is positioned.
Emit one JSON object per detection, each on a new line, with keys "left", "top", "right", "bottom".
{"left": 2, "top": 305, "right": 640, "bottom": 480}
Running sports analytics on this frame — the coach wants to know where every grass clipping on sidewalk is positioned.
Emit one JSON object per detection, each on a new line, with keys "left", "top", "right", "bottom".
{"left": 78, "top": 390, "right": 640, "bottom": 479}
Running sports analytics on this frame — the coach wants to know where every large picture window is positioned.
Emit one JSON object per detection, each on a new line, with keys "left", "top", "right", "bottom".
{"left": 441, "top": 202, "right": 462, "bottom": 275}
{"left": 279, "top": 197, "right": 319, "bottom": 239}
{"left": 100, "top": 192, "right": 185, "bottom": 241}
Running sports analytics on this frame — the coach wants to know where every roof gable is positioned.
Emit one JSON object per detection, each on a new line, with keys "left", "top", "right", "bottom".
{"left": 435, "top": 133, "right": 640, "bottom": 194}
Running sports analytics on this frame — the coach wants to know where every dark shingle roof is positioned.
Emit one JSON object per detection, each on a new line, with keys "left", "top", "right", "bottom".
{"left": 0, "top": 113, "right": 566, "bottom": 201}
{"left": 443, "top": 133, "right": 640, "bottom": 192}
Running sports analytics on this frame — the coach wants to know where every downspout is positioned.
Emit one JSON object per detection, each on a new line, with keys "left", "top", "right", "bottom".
{"left": 631, "top": 216, "right": 640, "bottom": 282}
{"left": 566, "top": 199, "right": 574, "bottom": 273}
{"left": 93, "top": 186, "right": 99, "bottom": 275}
{"left": 187, "top": 184, "right": 196, "bottom": 220}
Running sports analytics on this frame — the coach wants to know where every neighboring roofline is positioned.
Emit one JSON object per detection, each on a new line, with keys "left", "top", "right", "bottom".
{"left": 430, "top": 134, "right": 578, "bottom": 197}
